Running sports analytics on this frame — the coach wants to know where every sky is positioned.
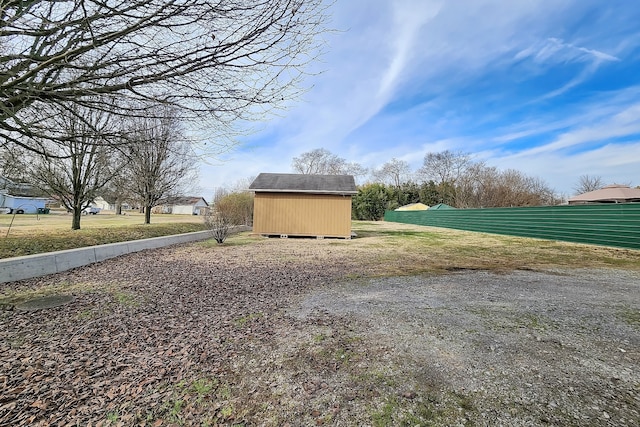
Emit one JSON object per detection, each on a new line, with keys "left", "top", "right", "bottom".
{"left": 197, "top": 0, "right": 640, "bottom": 199}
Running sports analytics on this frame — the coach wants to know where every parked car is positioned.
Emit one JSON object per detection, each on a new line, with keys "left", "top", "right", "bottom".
{"left": 82, "top": 206, "right": 101, "bottom": 215}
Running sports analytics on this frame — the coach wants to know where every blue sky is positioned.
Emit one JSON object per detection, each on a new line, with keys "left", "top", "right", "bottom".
{"left": 198, "top": 0, "right": 640, "bottom": 198}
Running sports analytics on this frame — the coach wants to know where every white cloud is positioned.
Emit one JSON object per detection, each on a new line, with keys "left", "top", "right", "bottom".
{"left": 513, "top": 103, "right": 640, "bottom": 157}
{"left": 517, "top": 37, "right": 619, "bottom": 64}
{"left": 377, "top": 1, "right": 442, "bottom": 99}
{"left": 196, "top": 0, "right": 640, "bottom": 197}
{"left": 518, "top": 37, "right": 621, "bottom": 99}
{"left": 491, "top": 141, "right": 640, "bottom": 195}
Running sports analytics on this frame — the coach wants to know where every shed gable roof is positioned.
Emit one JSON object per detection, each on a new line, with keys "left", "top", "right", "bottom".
{"left": 249, "top": 173, "right": 357, "bottom": 195}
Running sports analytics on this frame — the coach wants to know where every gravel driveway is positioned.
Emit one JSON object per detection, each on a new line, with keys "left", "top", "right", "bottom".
{"left": 291, "top": 268, "right": 640, "bottom": 426}
{"left": 1, "top": 234, "right": 639, "bottom": 426}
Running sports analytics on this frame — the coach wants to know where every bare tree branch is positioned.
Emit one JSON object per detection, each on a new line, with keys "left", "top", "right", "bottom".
{"left": 27, "top": 104, "right": 122, "bottom": 229}
{"left": 124, "top": 108, "right": 198, "bottom": 224}
{"left": 291, "top": 148, "right": 368, "bottom": 178}
{"left": 1, "top": 0, "right": 330, "bottom": 153}
{"left": 418, "top": 150, "right": 471, "bottom": 186}
{"left": 372, "top": 158, "right": 412, "bottom": 189}
{"left": 573, "top": 174, "right": 604, "bottom": 195}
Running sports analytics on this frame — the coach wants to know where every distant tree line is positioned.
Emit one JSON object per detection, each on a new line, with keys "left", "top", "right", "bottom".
{"left": 290, "top": 148, "right": 563, "bottom": 221}
{"left": 206, "top": 149, "right": 635, "bottom": 226}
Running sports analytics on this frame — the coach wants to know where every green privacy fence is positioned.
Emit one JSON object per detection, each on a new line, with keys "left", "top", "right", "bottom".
{"left": 383, "top": 203, "right": 640, "bottom": 250}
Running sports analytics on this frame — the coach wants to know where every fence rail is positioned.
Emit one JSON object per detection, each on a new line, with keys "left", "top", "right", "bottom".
{"left": 383, "top": 203, "right": 640, "bottom": 250}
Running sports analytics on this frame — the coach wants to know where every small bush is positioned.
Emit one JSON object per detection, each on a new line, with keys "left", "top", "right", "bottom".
{"left": 203, "top": 210, "right": 230, "bottom": 244}
{"left": 214, "top": 192, "right": 253, "bottom": 226}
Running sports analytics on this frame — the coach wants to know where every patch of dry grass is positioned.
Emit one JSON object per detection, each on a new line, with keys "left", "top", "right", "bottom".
{"left": 231, "top": 221, "right": 640, "bottom": 277}
{"left": 1, "top": 210, "right": 204, "bottom": 234}
{"left": 348, "top": 221, "right": 640, "bottom": 274}
{"left": 0, "top": 211, "right": 207, "bottom": 258}
{"left": 198, "top": 220, "right": 640, "bottom": 277}
{"left": 2, "top": 215, "right": 639, "bottom": 273}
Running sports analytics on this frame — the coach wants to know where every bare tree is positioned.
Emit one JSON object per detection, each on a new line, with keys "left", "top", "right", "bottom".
{"left": 99, "top": 151, "right": 136, "bottom": 215}
{"left": 573, "top": 175, "right": 604, "bottom": 195}
{"left": 29, "top": 105, "right": 120, "bottom": 229}
{"left": 418, "top": 150, "right": 471, "bottom": 185}
{"left": 455, "top": 161, "right": 496, "bottom": 208}
{"left": 342, "top": 162, "right": 369, "bottom": 183}
{"left": 456, "top": 164, "right": 557, "bottom": 208}
{"left": 125, "top": 110, "right": 198, "bottom": 224}
{"left": 212, "top": 187, "right": 230, "bottom": 207}
{"left": 492, "top": 169, "right": 556, "bottom": 207}
{"left": 372, "top": 158, "right": 412, "bottom": 189}
{"left": 1, "top": 0, "right": 330, "bottom": 154}
{"left": 292, "top": 148, "right": 334, "bottom": 174}
{"left": 228, "top": 176, "right": 257, "bottom": 193}
{"left": 291, "top": 148, "right": 367, "bottom": 176}
{"left": 0, "top": 145, "right": 29, "bottom": 183}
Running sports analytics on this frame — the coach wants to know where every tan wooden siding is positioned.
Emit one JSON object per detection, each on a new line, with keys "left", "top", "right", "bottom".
{"left": 253, "top": 193, "right": 352, "bottom": 238}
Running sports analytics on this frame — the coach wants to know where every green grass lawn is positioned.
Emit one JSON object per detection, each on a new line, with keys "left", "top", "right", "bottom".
{"left": 0, "top": 210, "right": 207, "bottom": 259}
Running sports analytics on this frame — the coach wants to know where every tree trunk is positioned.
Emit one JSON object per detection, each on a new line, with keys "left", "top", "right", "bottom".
{"left": 72, "top": 208, "right": 82, "bottom": 230}
{"left": 144, "top": 205, "right": 152, "bottom": 224}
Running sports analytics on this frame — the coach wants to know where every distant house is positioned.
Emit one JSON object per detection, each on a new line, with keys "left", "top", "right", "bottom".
{"left": 568, "top": 185, "right": 640, "bottom": 205}
{"left": 92, "top": 196, "right": 133, "bottom": 212}
{"left": 249, "top": 173, "right": 357, "bottom": 238}
{"left": 153, "top": 196, "right": 209, "bottom": 215}
{"left": 91, "top": 197, "right": 113, "bottom": 211}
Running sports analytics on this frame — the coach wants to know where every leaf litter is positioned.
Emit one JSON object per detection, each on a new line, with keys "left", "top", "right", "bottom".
{"left": 0, "top": 231, "right": 639, "bottom": 426}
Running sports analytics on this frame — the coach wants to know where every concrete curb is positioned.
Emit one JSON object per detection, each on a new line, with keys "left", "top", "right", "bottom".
{"left": 0, "top": 226, "right": 251, "bottom": 284}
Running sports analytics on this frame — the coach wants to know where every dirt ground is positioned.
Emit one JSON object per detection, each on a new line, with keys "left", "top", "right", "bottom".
{"left": 1, "top": 230, "right": 639, "bottom": 426}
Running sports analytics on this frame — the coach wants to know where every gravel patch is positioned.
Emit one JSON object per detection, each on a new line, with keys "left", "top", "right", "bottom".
{"left": 291, "top": 268, "right": 640, "bottom": 426}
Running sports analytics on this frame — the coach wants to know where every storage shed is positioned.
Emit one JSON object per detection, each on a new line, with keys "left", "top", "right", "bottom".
{"left": 249, "top": 173, "right": 357, "bottom": 238}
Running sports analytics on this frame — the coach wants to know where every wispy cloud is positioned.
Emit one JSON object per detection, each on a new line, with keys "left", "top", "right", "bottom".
{"left": 492, "top": 140, "right": 640, "bottom": 196}
{"left": 376, "top": 1, "right": 442, "bottom": 99}
{"left": 492, "top": 85, "right": 640, "bottom": 145}
{"left": 515, "top": 37, "right": 621, "bottom": 99}
{"left": 198, "top": 0, "right": 640, "bottom": 197}
{"left": 515, "top": 37, "right": 619, "bottom": 64}
{"left": 512, "top": 103, "right": 640, "bottom": 157}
